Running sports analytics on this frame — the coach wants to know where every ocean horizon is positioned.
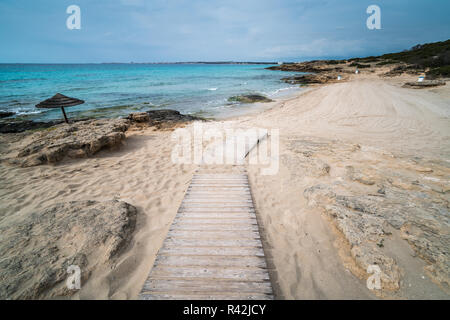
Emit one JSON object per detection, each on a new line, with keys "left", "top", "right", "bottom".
{"left": 0, "top": 63, "right": 301, "bottom": 121}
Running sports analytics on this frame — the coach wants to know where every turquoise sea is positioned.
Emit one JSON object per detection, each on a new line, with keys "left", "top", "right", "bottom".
{"left": 0, "top": 63, "right": 301, "bottom": 121}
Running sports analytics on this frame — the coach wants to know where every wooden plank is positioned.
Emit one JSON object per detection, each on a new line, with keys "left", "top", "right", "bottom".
{"left": 169, "top": 223, "right": 259, "bottom": 232}
{"left": 190, "top": 184, "right": 249, "bottom": 187}
{"left": 178, "top": 210, "right": 255, "bottom": 216}
{"left": 158, "top": 246, "right": 265, "bottom": 256}
{"left": 142, "top": 279, "right": 273, "bottom": 294}
{"left": 173, "top": 216, "right": 257, "bottom": 223}
{"left": 172, "top": 217, "right": 256, "bottom": 222}
{"left": 179, "top": 209, "right": 255, "bottom": 213}
{"left": 193, "top": 176, "right": 248, "bottom": 178}
{"left": 163, "top": 238, "right": 262, "bottom": 248}
{"left": 192, "top": 176, "right": 247, "bottom": 179}
{"left": 186, "top": 190, "right": 251, "bottom": 194}
{"left": 192, "top": 175, "right": 248, "bottom": 178}
{"left": 150, "top": 265, "right": 270, "bottom": 281}
{"left": 182, "top": 199, "right": 253, "bottom": 203}
{"left": 183, "top": 198, "right": 253, "bottom": 203}
{"left": 180, "top": 207, "right": 254, "bottom": 211}
{"left": 166, "top": 230, "right": 261, "bottom": 239}
{"left": 185, "top": 195, "right": 252, "bottom": 198}
{"left": 140, "top": 293, "right": 273, "bottom": 300}
{"left": 180, "top": 203, "right": 254, "bottom": 208}
{"left": 154, "top": 255, "right": 268, "bottom": 268}
{"left": 178, "top": 207, "right": 255, "bottom": 213}
{"left": 186, "top": 192, "right": 251, "bottom": 195}
{"left": 177, "top": 212, "right": 256, "bottom": 219}
{"left": 188, "top": 188, "right": 250, "bottom": 192}
{"left": 191, "top": 178, "right": 248, "bottom": 180}
{"left": 188, "top": 185, "right": 249, "bottom": 188}
{"left": 191, "top": 179, "right": 248, "bottom": 182}
{"left": 184, "top": 195, "right": 252, "bottom": 198}
{"left": 177, "top": 212, "right": 256, "bottom": 217}
{"left": 191, "top": 180, "right": 248, "bottom": 183}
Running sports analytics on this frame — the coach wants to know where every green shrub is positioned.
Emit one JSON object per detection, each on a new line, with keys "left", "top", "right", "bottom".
{"left": 376, "top": 60, "right": 397, "bottom": 66}
{"left": 380, "top": 39, "right": 450, "bottom": 69}
{"left": 359, "top": 56, "right": 380, "bottom": 63}
{"left": 349, "top": 62, "right": 371, "bottom": 68}
{"left": 326, "top": 59, "right": 346, "bottom": 64}
{"left": 426, "top": 65, "right": 450, "bottom": 78}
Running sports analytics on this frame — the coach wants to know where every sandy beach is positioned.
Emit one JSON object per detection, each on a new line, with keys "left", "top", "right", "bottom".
{"left": 1, "top": 68, "right": 449, "bottom": 299}
{"left": 242, "top": 71, "right": 450, "bottom": 299}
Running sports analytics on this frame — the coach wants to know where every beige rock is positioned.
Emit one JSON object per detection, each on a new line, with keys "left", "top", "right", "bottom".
{"left": 0, "top": 200, "right": 137, "bottom": 300}
{"left": 128, "top": 112, "right": 150, "bottom": 123}
{"left": 10, "top": 119, "right": 129, "bottom": 167}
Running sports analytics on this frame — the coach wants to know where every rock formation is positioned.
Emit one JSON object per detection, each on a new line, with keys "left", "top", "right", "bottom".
{"left": 228, "top": 94, "right": 273, "bottom": 103}
{"left": 8, "top": 118, "right": 129, "bottom": 167}
{"left": 403, "top": 80, "right": 446, "bottom": 88}
{"left": 0, "top": 200, "right": 137, "bottom": 299}
{"left": 284, "top": 137, "right": 449, "bottom": 292}
{"left": 0, "top": 119, "right": 64, "bottom": 134}
{"left": 0, "top": 111, "right": 15, "bottom": 119}
{"left": 127, "top": 109, "right": 204, "bottom": 129}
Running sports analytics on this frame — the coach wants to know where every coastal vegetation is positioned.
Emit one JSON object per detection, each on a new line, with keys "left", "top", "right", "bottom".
{"left": 270, "top": 39, "right": 450, "bottom": 80}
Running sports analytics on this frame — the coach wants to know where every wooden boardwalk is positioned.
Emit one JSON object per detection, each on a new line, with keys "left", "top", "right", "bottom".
{"left": 139, "top": 173, "right": 273, "bottom": 300}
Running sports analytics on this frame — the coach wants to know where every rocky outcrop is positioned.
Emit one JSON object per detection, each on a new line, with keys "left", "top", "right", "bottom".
{"left": 146, "top": 109, "right": 201, "bottom": 124}
{"left": 267, "top": 61, "right": 338, "bottom": 73}
{"left": 127, "top": 109, "right": 203, "bottom": 129}
{"left": 127, "top": 112, "right": 150, "bottom": 123}
{"left": 2, "top": 110, "right": 202, "bottom": 166}
{"left": 228, "top": 94, "right": 273, "bottom": 103}
{"left": 403, "top": 80, "right": 446, "bottom": 88}
{"left": 1, "top": 109, "right": 201, "bottom": 135}
{"left": 0, "top": 118, "right": 95, "bottom": 134}
{"left": 269, "top": 41, "right": 450, "bottom": 81}
{"left": 0, "top": 200, "right": 137, "bottom": 299}
{"left": 382, "top": 64, "right": 425, "bottom": 77}
{"left": 284, "top": 137, "right": 450, "bottom": 293}
{"left": 281, "top": 73, "right": 342, "bottom": 85}
{"left": 0, "top": 120, "right": 64, "bottom": 134}
{"left": 8, "top": 118, "right": 129, "bottom": 167}
{"left": 349, "top": 62, "right": 371, "bottom": 68}
{"left": 0, "top": 111, "right": 15, "bottom": 119}
{"left": 268, "top": 60, "right": 353, "bottom": 86}
{"left": 304, "top": 184, "right": 402, "bottom": 290}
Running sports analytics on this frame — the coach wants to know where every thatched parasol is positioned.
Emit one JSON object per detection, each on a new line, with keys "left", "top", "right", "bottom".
{"left": 36, "top": 93, "right": 85, "bottom": 123}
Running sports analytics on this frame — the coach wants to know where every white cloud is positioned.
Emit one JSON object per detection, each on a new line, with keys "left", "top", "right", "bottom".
{"left": 261, "top": 38, "right": 366, "bottom": 58}
{"left": 120, "top": 0, "right": 144, "bottom": 7}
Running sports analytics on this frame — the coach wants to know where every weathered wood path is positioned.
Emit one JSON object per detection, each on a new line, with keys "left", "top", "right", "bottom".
{"left": 139, "top": 173, "right": 273, "bottom": 300}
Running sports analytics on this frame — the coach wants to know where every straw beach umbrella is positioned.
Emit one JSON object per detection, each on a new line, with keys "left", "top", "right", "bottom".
{"left": 36, "top": 93, "right": 85, "bottom": 123}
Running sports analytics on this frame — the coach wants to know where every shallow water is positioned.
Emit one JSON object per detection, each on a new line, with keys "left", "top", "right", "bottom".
{"left": 0, "top": 63, "right": 302, "bottom": 121}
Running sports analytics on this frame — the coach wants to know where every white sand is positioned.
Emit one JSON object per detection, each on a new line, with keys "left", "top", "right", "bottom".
{"left": 243, "top": 73, "right": 450, "bottom": 159}
{"left": 238, "top": 73, "right": 450, "bottom": 299}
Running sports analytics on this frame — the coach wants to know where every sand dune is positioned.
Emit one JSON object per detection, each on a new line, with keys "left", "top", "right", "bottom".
{"left": 247, "top": 74, "right": 450, "bottom": 159}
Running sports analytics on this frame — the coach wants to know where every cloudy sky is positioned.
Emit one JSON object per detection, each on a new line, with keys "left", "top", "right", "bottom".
{"left": 0, "top": 0, "right": 449, "bottom": 63}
